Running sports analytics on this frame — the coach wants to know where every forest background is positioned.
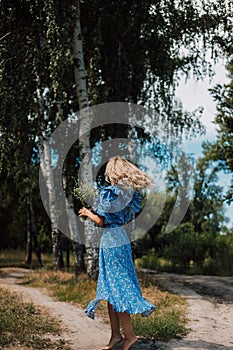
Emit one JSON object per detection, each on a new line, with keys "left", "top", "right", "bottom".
{"left": 0, "top": 0, "right": 233, "bottom": 277}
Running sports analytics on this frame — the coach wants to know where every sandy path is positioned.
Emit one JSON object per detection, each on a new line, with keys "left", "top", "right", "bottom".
{"left": 1, "top": 268, "right": 233, "bottom": 350}
{"left": 154, "top": 273, "right": 233, "bottom": 350}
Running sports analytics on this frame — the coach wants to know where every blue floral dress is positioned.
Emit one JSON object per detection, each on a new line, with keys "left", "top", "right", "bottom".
{"left": 84, "top": 185, "right": 156, "bottom": 319}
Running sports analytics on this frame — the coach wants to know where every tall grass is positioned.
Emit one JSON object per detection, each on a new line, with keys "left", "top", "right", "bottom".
{"left": 0, "top": 249, "right": 27, "bottom": 267}
{"left": 0, "top": 249, "right": 53, "bottom": 268}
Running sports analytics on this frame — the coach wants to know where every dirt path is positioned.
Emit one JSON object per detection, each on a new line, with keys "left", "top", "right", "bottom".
{"left": 1, "top": 268, "right": 233, "bottom": 350}
{"left": 153, "top": 272, "right": 233, "bottom": 350}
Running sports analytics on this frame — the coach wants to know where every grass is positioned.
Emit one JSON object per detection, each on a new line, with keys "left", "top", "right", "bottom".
{"left": 133, "top": 273, "right": 188, "bottom": 340}
{"left": 22, "top": 269, "right": 189, "bottom": 341}
{"left": 0, "top": 249, "right": 53, "bottom": 269}
{"left": 135, "top": 255, "right": 208, "bottom": 276}
{"left": 0, "top": 286, "right": 71, "bottom": 349}
{"left": 0, "top": 249, "right": 28, "bottom": 268}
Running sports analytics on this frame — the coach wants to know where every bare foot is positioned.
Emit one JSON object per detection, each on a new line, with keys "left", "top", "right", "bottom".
{"left": 121, "top": 336, "right": 138, "bottom": 350}
{"left": 102, "top": 335, "right": 123, "bottom": 350}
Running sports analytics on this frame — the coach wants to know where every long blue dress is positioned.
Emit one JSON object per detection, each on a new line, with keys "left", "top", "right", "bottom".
{"left": 84, "top": 185, "right": 156, "bottom": 319}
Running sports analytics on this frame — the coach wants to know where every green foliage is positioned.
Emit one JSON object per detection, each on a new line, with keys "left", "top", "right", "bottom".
{"left": 137, "top": 150, "right": 231, "bottom": 274}
{"left": 135, "top": 248, "right": 159, "bottom": 270}
{"left": 204, "top": 60, "right": 233, "bottom": 203}
{"left": 0, "top": 183, "right": 27, "bottom": 250}
{"left": 83, "top": 0, "right": 232, "bottom": 108}
{"left": 164, "top": 223, "right": 197, "bottom": 268}
{"left": 203, "top": 233, "right": 233, "bottom": 275}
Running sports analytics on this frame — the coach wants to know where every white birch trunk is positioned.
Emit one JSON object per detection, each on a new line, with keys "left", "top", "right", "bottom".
{"left": 40, "top": 133, "right": 64, "bottom": 269}
{"left": 57, "top": 94, "right": 86, "bottom": 274}
{"left": 37, "top": 83, "right": 64, "bottom": 270}
{"left": 63, "top": 172, "right": 86, "bottom": 274}
{"left": 127, "top": 110, "right": 137, "bottom": 247}
{"left": 72, "top": 0, "right": 98, "bottom": 278}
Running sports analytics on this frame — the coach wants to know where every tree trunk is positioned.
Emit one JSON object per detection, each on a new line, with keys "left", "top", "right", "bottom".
{"left": 41, "top": 134, "right": 64, "bottom": 269}
{"left": 25, "top": 194, "right": 43, "bottom": 267}
{"left": 63, "top": 171, "right": 86, "bottom": 274}
{"left": 72, "top": 241, "right": 86, "bottom": 276}
{"left": 30, "top": 197, "right": 43, "bottom": 267}
{"left": 66, "top": 238, "right": 70, "bottom": 268}
{"left": 72, "top": 0, "right": 98, "bottom": 279}
{"left": 37, "top": 81, "right": 64, "bottom": 270}
{"left": 84, "top": 219, "right": 99, "bottom": 280}
{"left": 127, "top": 110, "right": 138, "bottom": 256}
{"left": 25, "top": 198, "right": 32, "bottom": 266}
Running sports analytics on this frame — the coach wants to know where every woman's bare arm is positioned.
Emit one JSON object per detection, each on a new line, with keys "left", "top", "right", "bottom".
{"left": 78, "top": 207, "right": 104, "bottom": 226}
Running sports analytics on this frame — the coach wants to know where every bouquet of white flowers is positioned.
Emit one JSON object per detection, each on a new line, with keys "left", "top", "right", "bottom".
{"left": 73, "top": 180, "right": 98, "bottom": 208}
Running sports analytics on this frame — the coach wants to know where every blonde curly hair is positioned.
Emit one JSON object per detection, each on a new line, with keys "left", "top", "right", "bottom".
{"left": 105, "top": 156, "right": 152, "bottom": 190}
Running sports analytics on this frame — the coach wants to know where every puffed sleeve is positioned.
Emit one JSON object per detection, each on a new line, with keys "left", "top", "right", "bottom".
{"left": 92, "top": 186, "right": 143, "bottom": 226}
{"left": 92, "top": 187, "right": 117, "bottom": 225}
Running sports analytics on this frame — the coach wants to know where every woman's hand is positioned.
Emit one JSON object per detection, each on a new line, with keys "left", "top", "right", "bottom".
{"left": 78, "top": 207, "right": 104, "bottom": 226}
{"left": 78, "top": 207, "right": 91, "bottom": 217}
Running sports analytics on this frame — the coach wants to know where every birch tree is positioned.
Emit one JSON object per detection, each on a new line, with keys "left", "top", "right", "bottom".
{"left": 72, "top": 0, "right": 99, "bottom": 278}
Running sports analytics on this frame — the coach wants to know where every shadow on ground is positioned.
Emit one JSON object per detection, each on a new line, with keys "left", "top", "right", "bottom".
{"left": 151, "top": 272, "right": 233, "bottom": 305}
{"left": 113, "top": 338, "right": 233, "bottom": 349}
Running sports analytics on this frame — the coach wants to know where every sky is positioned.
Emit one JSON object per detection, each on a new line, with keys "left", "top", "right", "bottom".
{"left": 175, "top": 58, "right": 233, "bottom": 228}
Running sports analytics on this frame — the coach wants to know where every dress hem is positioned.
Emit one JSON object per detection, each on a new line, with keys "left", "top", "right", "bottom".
{"left": 84, "top": 297, "right": 156, "bottom": 320}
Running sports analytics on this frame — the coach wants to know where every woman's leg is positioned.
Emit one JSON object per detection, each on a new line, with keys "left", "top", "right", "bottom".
{"left": 102, "top": 302, "right": 123, "bottom": 350}
{"left": 117, "top": 312, "right": 138, "bottom": 350}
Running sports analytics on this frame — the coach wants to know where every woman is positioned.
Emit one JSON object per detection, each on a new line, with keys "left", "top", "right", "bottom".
{"left": 78, "top": 156, "right": 156, "bottom": 350}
